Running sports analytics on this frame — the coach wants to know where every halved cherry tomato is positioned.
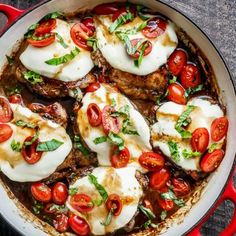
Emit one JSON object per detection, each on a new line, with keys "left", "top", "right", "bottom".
{"left": 106, "top": 194, "right": 122, "bottom": 216}
{"left": 102, "top": 105, "right": 120, "bottom": 135}
{"left": 27, "top": 34, "right": 55, "bottom": 47}
{"left": 69, "top": 214, "right": 90, "bottom": 236}
{"left": 142, "top": 17, "right": 167, "bottom": 39}
{"left": 0, "top": 124, "right": 13, "bottom": 143}
{"left": 70, "top": 193, "right": 94, "bottom": 213}
{"left": 31, "top": 182, "right": 52, "bottom": 203}
{"left": 28, "top": 103, "right": 46, "bottom": 113}
{"left": 191, "top": 128, "right": 209, "bottom": 153}
{"left": 8, "top": 94, "right": 22, "bottom": 104}
{"left": 180, "top": 63, "right": 201, "bottom": 89}
{"left": 21, "top": 136, "right": 43, "bottom": 164}
{"left": 200, "top": 149, "right": 224, "bottom": 172}
{"left": 53, "top": 214, "right": 69, "bottom": 233}
{"left": 93, "top": 3, "right": 120, "bottom": 15}
{"left": 87, "top": 103, "right": 102, "bottom": 127}
{"left": 167, "top": 83, "right": 186, "bottom": 105}
{"left": 168, "top": 49, "right": 187, "bottom": 76}
{"left": 157, "top": 187, "right": 174, "bottom": 211}
{"left": 172, "top": 178, "right": 191, "bottom": 196}
{"left": 149, "top": 168, "right": 170, "bottom": 190}
{"left": 110, "top": 146, "right": 130, "bottom": 168}
{"left": 35, "top": 19, "right": 57, "bottom": 35}
{"left": 81, "top": 17, "right": 95, "bottom": 32}
{"left": 211, "top": 117, "right": 228, "bottom": 142}
{"left": 52, "top": 182, "right": 68, "bottom": 205}
{"left": 0, "top": 97, "right": 13, "bottom": 123}
{"left": 86, "top": 82, "right": 101, "bottom": 93}
{"left": 128, "top": 39, "right": 152, "bottom": 58}
{"left": 143, "top": 199, "right": 153, "bottom": 212}
{"left": 112, "top": 6, "right": 136, "bottom": 22}
{"left": 139, "top": 152, "right": 165, "bottom": 171}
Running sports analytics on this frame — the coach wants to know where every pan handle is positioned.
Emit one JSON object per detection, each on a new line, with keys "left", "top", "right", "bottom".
{"left": 0, "top": 4, "right": 24, "bottom": 33}
{"left": 187, "top": 166, "right": 236, "bottom": 236}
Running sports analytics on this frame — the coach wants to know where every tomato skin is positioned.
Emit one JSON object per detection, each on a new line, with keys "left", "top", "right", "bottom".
{"left": 53, "top": 214, "right": 69, "bottom": 233}
{"left": 70, "top": 193, "right": 94, "bottom": 213}
{"left": 28, "top": 103, "right": 46, "bottom": 113}
{"left": 143, "top": 199, "right": 153, "bottom": 212}
{"left": 35, "top": 19, "right": 57, "bottom": 35}
{"left": 27, "top": 34, "right": 55, "bottom": 47}
{"left": 0, "top": 124, "right": 13, "bottom": 143}
{"left": 21, "top": 136, "right": 43, "bottom": 164}
{"left": 167, "top": 83, "right": 186, "bottom": 105}
{"left": 168, "top": 49, "right": 187, "bottom": 76}
{"left": 69, "top": 214, "right": 90, "bottom": 236}
{"left": 211, "top": 117, "right": 228, "bottom": 142}
{"left": 102, "top": 105, "right": 120, "bottom": 135}
{"left": 128, "top": 39, "right": 152, "bottom": 58}
{"left": 86, "top": 82, "right": 101, "bottom": 93}
{"left": 31, "top": 182, "right": 52, "bottom": 203}
{"left": 191, "top": 128, "right": 209, "bottom": 153}
{"left": 110, "top": 146, "right": 130, "bottom": 168}
{"left": 106, "top": 194, "right": 122, "bottom": 216}
{"left": 87, "top": 103, "right": 102, "bottom": 127}
{"left": 93, "top": 3, "right": 120, "bottom": 15}
{"left": 149, "top": 168, "right": 170, "bottom": 190}
{"left": 157, "top": 187, "right": 174, "bottom": 211}
{"left": 81, "top": 17, "right": 95, "bottom": 32}
{"left": 139, "top": 152, "right": 165, "bottom": 171}
{"left": 0, "top": 97, "right": 13, "bottom": 123}
{"left": 200, "top": 149, "right": 224, "bottom": 172}
{"left": 52, "top": 182, "right": 68, "bottom": 205}
{"left": 8, "top": 94, "right": 23, "bottom": 104}
{"left": 180, "top": 63, "right": 201, "bottom": 89}
{"left": 172, "top": 178, "right": 191, "bottom": 196}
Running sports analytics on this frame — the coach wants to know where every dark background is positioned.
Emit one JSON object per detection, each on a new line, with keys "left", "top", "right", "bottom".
{"left": 0, "top": 0, "right": 235, "bottom": 235}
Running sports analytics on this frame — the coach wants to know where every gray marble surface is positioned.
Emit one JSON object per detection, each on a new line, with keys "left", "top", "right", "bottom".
{"left": 0, "top": 0, "right": 235, "bottom": 235}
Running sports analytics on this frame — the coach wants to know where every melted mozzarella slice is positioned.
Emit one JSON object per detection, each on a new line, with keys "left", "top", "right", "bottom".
{"left": 95, "top": 15, "right": 177, "bottom": 76}
{"left": 151, "top": 98, "right": 224, "bottom": 171}
{"left": 20, "top": 19, "right": 94, "bottom": 82}
{"left": 77, "top": 84, "right": 151, "bottom": 170}
{"left": 66, "top": 167, "right": 143, "bottom": 235}
{"left": 0, "top": 104, "right": 72, "bottom": 182}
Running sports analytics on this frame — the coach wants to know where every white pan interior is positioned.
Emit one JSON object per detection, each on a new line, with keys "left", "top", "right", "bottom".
{"left": 0, "top": 0, "right": 235, "bottom": 235}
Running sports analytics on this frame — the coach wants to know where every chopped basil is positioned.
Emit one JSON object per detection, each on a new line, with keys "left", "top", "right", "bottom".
{"left": 136, "top": 5, "right": 152, "bottom": 20}
{"left": 87, "top": 37, "right": 98, "bottom": 51}
{"left": 122, "top": 119, "right": 139, "bottom": 135}
{"left": 69, "top": 87, "right": 83, "bottom": 101}
{"left": 111, "top": 98, "right": 116, "bottom": 107}
{"left": 24, "top": 71, "right": 43, "bottom": 85}
{"left": 74, "top": 135, "right": 90, "bottom": 156}
{"left": 6, "top": 55, "right": 14, "bottom": 65}
{"left": 109, "top": 12, "right": 134, "bottom": 33}
{"left": 167, "top": 140, "right": 180, "bottom": 162}
{"left": 88, "top": 174, "right": 108, "bottom": 201}
{"left": 107, "top": 132, "right": 124, "bottom": 150}
{"left": 31, "top": 33, "right": 53, "bottom": 41}
{"left": 208, "top": 143, "right": 218, "bottom": 153}
{"left": 138, "top": 205, "right": 156, "bottom": 220}
{"left": 11, "top": 140, "right": 22, "bottom": 152}
{"left": 32, "top": 199, "right": 44, "bottom": 215}
{"left": 160, "top": 210, "right": 167, "bottom": 221}
{"left": 93, "top": 136, "right": 108, "bottom": 144}
{"left": 15, "top": 120, "right": 36, "bottom": 129}
{"left": 42, "top": 11, "right": 64, "bottom": 20}
{"left": 6, "top": 85, "right": 22, "bottom": 96}
{"left": 92, "top": 198, "right": 103, "bottom": 206}
{"left": 45, "top": 47, "right": 80, "bottom": 66}
{"left": 24, "top": 132, "right": 39, "bottom": 146}
{"left": 137, "top": 21, "right": 148, "bottom": 31}
{"left": 111, "top": 105, "right": 130, "bottom": 118}
{"left": 160, "top": 189, "right": 185, "bottom": 207}
{"left": 56, "top": 33, "right": 68, "bottom": 48}
{"left": 175, "top": 105, "right": 195, "bottom": 138}
{"left": 169, "top": 75, "right": 177, "bottom": 84}
{"left": 182, "top": 149, "right": 201, "bottom": 159}
{"left": 24, "top": 23, "right": 39, "bottom": 38}
{"left": 69, "top": 187, "right": 78, "bottom": 196}
{"left": 185, "top": 84, "right": 204, "bottom": 98}
{"left": 36, "top": 139, "right": 63, "bottom": 152}
{"left": 128, "top": 38, "right": 147, "bottom": 56}
{"left": 142, "top": 220, "right": 158, "bottom": 229}
{"left": 101, "top": 208, "right": 114, "bottom": 226}
{"left": 134, "top": 41, "right": 148, "bottom": 67}
{"left": 49, "top": 204, "right": 68, "bottom": 214}
{"left": 156, "top": 90, "right": 169, "bottom": 105}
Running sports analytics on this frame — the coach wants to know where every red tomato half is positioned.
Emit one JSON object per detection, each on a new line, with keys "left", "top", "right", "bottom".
{"left": 69, "top": 214, "right": 90, "bottom": 236}
{"left": 28, "top": 103, "right": 46, "bottom": 113}
{"left": 139, "top": 152, "right": 165, "bottom": 171}
{"left": 8, "top": 94, "right": 23, "bottom": 104}
{"left": 70, "top": 193, "right": 94, "bottom": 213}
{"left": 0, "top": 97, "right": 13, "bottom": 123}
{"left": 211, "top": 117, "right": 228, "bottom": 142}
{"left": 0, "top": 124, "right": 13, "bottom": 143}
{"left": 102, "top": 105, "right": 120, "bottom": 135}
{"left": 21, "top": 136, "right": 43, "bottom": 164}
{"left": 27, "top": 34, "right": 55, "bottom": 47}
{"left": 31, "top": 182, "right": 52, "bottom": 203}
{"left": 200, "top": 149, "right": 224, "bottom": 173}
{"left": 180, "top": 63, "right": 201, "bottom": 89}
{"left": 172, "top": 178, "right": 191, "bottom": 196}
{"left": 87, "top": 103, "right": 102, "bottom": 127}
{"left": 53, "top": 214, "right": 69, "bottom": 233}
{"left": 93, "top": 3, "right": 120, "bottom": 15}
{"left": 86, "top": 82, "right": 101, "bottom": 93}
{"left": 110, "top": 146, "right": 130, "bottom": 168}
{"left": 149, "top": 168, "right": 170, "bottom": 190}
{"left": 81, "top": 17, "right": 95, "bottom": 32}
{"left": 52, "top": 182, "right": 68, "bottom": 205}
{"left": 157, "top": 187, "right": 174, "bottom": 211}
{"left": 167, "top": 83, "right": 186, "bottom": 105}
{"left": 35, "top": 19, "right": 57, "bottom": 34}
{"left": 142, "top": 17, "right": 167, "bottom": 39}
{"left": 191, "top": 128, "right": 209, "bottom": 153}
{"left": 168, "top": 49, "right": 187, "bottom": 76}
{"left": 128, "top": 39, "right": 152, "bottom": 58}
{"left": 106, "top": 193, "right": 122, "bottom": 216}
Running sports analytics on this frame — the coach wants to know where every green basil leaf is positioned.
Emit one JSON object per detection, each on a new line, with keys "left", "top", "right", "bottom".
{"left": 136, "top": 5, "right": 152, "bottom": 20}
{"left": 42, "top": 11, "right": 64, "bottom": 20}
{"left": 32, "top": 199, "right": 44, "bottom": 215}
{"left": 160, "top": 189, "right": 185, "bottom": 207}
{"left": 45, "top": 47, "right": 80, "bottom": 66}
{"left": 134, "top": 41, "right": 148, "bottom": 67}
{"left": 24, "top": 23, "right": 39, "bottom": 38}
{"left": 160, "top": 210, "right": 167, "bottom": 221}
{"left": 111, "top": 105, "right": 130, "bottom": 118}
{"left": 137, "top": 21, "right": 148, "bottom": 31}
{"left": 31, "top": 33, "right": 53, "bottom": 41}
{"left": 167, "top": 140, "right": 180, "bottom": 162}
{"left": 169, "top": 75, "right": 177, "bottom": 84}
{"left": 5, "top": 85, "right": 22, "bottom": 96}
{"left": 122, "top": 119, "right": 139, "bottom": 136}
{"left": 69, "top": 187, "right": 78, "bottom": 196}
{"left": 6, "top": 55, "right": 14, "bottom": 65}
{"left": 92, "top": 198, "right": 103, "bottom": 206}
{"left": 182, "top": 149, "right": 201, "bottom": 159}
{"left": 55, "top": 33, "right": 68, "bottom": 48}
{"left": 111, "top": 98, "right": 116, "bottom": 107}
{"left": 23, "top": 71, "right": 43, "bottom": 85}
{"left": 11, "top": 140, "right": 22, "bottom": 152}
{"left": 156, "top": 90, "right": 169, "bottom": 105}
{"left": 101, "top": 208, "right": 114, "bottom": 226}
{"left": 185, "top": 84, "right": 204, "bottom": 98}
{"left": 93, "top": 136, "right": 108, "bottom": 144}
{"left": 15, "top": 120, "right": 36, "bottom": 129}
{"left": 208, "top": 143, "right": 218, "bottom": 153}
{"left": 138, "top": 205, "right": 156, "bottom": 220}
{"left": 87, "top": 37, "right": 98, "bottom": 51}
{"left": 49, "top": 204, "right": 68, "bottom": 214}
{"left": 108, "top": 132, "right": 124, "bottom": 150}
{"left": 74, "top": 135, "right": 90, "bottom": 156}
{"left": 24, "top": 132, "right": 39, "bottom": 146}
{"left": 36, "top": 139, "right": 64, "bottom": 152}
